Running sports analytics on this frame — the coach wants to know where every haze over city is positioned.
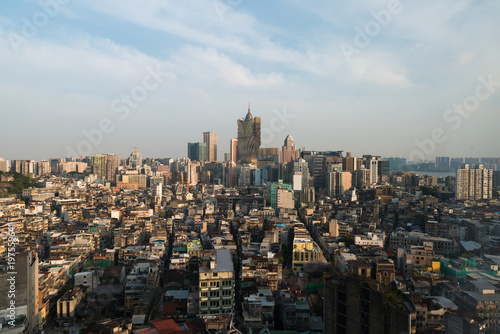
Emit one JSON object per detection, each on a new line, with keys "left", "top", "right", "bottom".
{"left": 1, "top": 0, "right": 499, "bottom": 160}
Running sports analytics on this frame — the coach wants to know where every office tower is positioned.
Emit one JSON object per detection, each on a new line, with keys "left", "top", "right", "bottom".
{"left": 342, "top": 152, "right": 357, "bottom": 172}
{"left": 378, "top": 160, "right": 390, "bottom": 176}
{"left": 237, "top": 106, "right": 261, "bottom": 165}
{"left": 106, "top": 154, "right": 120, "bottom": 182}
{"left": 229, "top": 139, "right": 238, "bottom": 163}
{"left": 188, "top": 142, "right": 208, "bottom": 162}
{"left": 224, "top": 161, "right": 237, "bottom": 187}
{"left": 0, "top": 158, "right": 8, "bottom": 172}
{"left": 37, "top": 160, "right": 51, "bottom": 176}
{"left": 270, "top": 180, "right": 293, "bottom": 209}
{"left": 456, "top": 164, "right": 493, "bottom": 200}
{"left": 0, "top": 250, "right": 39, "bottom": 333}
{"left": 91, "top": 154, "right": 107, "bottom": 179}
{"left": 128, "top": 147, "right": 142, "bottom": 168}
{"left": 203, "top": 131, "right": 217, "bottom": 162}
{"left": 198, "top": 250, "right": 235, "bottom": 318}
{"left": 280, "top": 135, "right": 299, "bottom": 163}
{"left": 327, "top": 171, "right": 352, "bottom": 198}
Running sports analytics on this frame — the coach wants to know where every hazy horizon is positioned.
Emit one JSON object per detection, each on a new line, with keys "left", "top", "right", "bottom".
{"left": 1, "top": 0, "right": 499, "bottom": 161}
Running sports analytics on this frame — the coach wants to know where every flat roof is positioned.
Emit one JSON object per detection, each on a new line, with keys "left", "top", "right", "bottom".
{"left": 199, "top": 249, "right": 233, "bottom": 273}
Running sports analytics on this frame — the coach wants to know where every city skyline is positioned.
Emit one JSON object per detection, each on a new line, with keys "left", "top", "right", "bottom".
{"left": 1, "top": 1, "right": 499, "bottom": 161}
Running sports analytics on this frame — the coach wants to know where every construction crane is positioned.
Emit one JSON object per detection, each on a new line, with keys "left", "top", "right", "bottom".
{"left": 179, "top": 172, "right": 190, "bottom": 193}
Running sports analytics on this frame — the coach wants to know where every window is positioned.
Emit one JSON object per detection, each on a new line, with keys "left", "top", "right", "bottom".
{"left": 201, "top": 282, "right": 207, "bottom": 287}
{"left": 213, "top": 272, "right": 218, "bottom": 277}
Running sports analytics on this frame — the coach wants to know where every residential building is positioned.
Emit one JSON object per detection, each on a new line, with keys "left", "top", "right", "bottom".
{"left": 456, "top": 164, "right": 493, "bottom": 200}
{"left": 198, "top": 250, "right": 235, "bottom": 318}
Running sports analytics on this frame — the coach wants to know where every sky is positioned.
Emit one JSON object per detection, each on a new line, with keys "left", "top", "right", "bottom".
{"left": 0, "top": 0, "right": 499, "bottom": 162}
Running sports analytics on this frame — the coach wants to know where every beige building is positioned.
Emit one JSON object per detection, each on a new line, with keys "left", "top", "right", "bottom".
{"left": 199, "top": 250, "right": 235, "bottom": 318}
{"left": 203, "top": 131, "right": 218, "bottom": 162}
{"left": 456, "top": 164, "right": 493, "bottom": 200}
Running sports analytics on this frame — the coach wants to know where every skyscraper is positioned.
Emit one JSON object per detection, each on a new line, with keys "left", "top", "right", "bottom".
{"left": 327, "top": 171, "right": 352, "bottom": 198}
{"left": 229, "top": 139, "right": 238, "bottom": 163}
{"left": 188, "top": 142, "right": 208, "bottom": 162}
{"left": 91, "top": 154, "right": 107, "bottom": 179}
{"left": 342, "top": 152, "right": 357, "bottom": 172}
{"left": 456, "top": 164, "right": 493, "bottom": 200}
{"left": 203, "top": 131, "right": 217, "bottom": 162}
{"left": 128, "top": 147, "right": 142, "bottom": 168}
{"left": 280, "top": 135, "right": 299, "bottom": 163}
{"left": 237, "top": 106, "right": 261, "bottom": 165}
{"left": 106, "top": 154, "right": 120, "bottom": 182}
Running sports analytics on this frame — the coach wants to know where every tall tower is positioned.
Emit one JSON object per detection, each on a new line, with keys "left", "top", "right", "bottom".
{"left": 456, "top": 164, "right": 493, "bottom": 200}
{"left": 229, "top": 139, "right": 238, "bottom": 163}
{"left": 106, "top": 154, "right": 120, "bottom": 182}
{"left": 128, "top": 147, "right": 142, "bottom": 168}
{"left": 280, "top": 134, "right": 299, "bottom": 163}
{"left": 237, "top": 105, "right": 261, "bottom": 165}
{"left": 203, "top": 132, "right": 217, "bottom": 162}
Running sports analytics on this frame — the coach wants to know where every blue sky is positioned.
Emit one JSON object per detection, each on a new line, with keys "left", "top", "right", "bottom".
{"left": 0, "top": 0, "right": 499, "bottom": 161}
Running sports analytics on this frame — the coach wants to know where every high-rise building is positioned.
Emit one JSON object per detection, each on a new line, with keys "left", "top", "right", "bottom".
{"left": 229, "top": 139, "right": 238, "bottom": 163}
{"left": 352, "top": 168, "right": 371, "bottom": 189}
{"left": 203, "top": 131, "right": 218, "bottom": 162}
{"left": 198, "top": 250, "right": 235, "bottom": 318}
{"left": 91, "top": 154, "right": 119, "bottom": 183}
{"left": 291, "top": 158, "right": 310, "bottom": 190}
{"left": 258, "top": 148, "right": 280, "bottom": 168}
{"left": 324, "top": 276, "right": 415, "bottom": 334}
{"left": 0, "top": 158, "right": 8, "bottom": 172}
{"left": 237, "top": 106, "right": 261, "bottom": 165}
{"left": 280, "top": 135, "right": 299, "bottom": 163}
{"left": 342, "top": 152, "right": 357, "bottom": 172}
{"left": 327, "top": 171, "right": 352, "bottom": 198}
{"left": 106, "top": 154, "right": 120, "bottom": 183}
{"left": 456, "top": 164, "right": 493, "bottom": 200}
{"left": 128, "top": 147, "right": 142, "bottom": 168}
{"left": 436, "top": 156, "right": 450, "bottom": 169}
{"left": 91, "top": 154, "right": 107, "bottom": 179}
{"left": 37, "top": 160, "right": 51, "bottom": 176}
{"left": 188, "top": 142, "right": 208, "bottom": 162}
{"left": 386, "top": 157, "right": 407, "bottom": 172}
{"left": 0, "top": 250, "right": 39, "bottom": 333}
{"left": 378, "top": 160, "right": 390, "bottom": 176}
{"left": 494, "top": 171, "right": 500, "bottom": 189}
